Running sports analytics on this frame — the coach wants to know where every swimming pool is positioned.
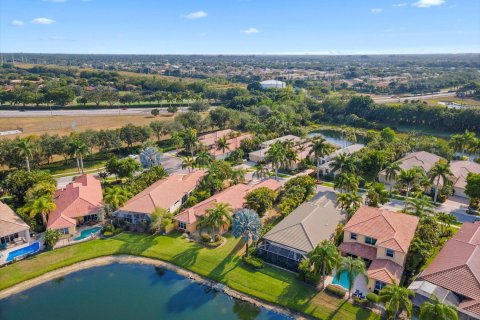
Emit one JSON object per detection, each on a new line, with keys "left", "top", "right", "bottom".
{"left": 74, "top": 226, "right": 102, "bottom": 241}
{"left": 6, "top": 242, "right": 40, "bottom": 262}
{"left": 332, "top": 270, "right": 353, "bottom": 290}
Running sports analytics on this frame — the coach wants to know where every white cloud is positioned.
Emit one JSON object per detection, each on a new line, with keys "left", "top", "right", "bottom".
{"left": 184, "top": 11, "right": 208, "bottom": 19}
{"left": 243, "top": 27, "right": 260, "bottom": 34}
{"left": 31, "top": 18, "right": 56, "bottom": 24}
{"left": 371, "top": 8, "right": 383, "bottom": 13}
{"left": 11, "top": 20, "right": 25, "bottom": 26}
{"left": 413, "top": 0, "right": 445, "bottom": 8}
{"left": 393, "top": 3, "right": 407, "bottom": 7}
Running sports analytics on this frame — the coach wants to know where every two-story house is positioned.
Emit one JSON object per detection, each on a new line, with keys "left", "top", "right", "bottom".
{"left": 339, "top": 206, "right": 419, "bottom": 294}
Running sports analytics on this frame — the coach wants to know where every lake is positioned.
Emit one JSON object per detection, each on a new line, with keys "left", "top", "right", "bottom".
{"left": 309, "top": 130, "right": 365, "bottom": 148}
{"left": 0, "top": 263, "right": 291, "bottom": 320}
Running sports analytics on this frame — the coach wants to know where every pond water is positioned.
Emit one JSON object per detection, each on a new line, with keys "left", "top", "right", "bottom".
{"left": 0, "top": 263, "right": 291, "bottom": 320}
{"left": 308, "top": 130, "right": 365, "bottom": 148}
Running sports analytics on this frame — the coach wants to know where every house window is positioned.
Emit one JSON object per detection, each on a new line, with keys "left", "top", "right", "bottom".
{"left": 350, "top": 233, "right": 357, "bottom": 240}
{"left": 124, "top": 215, "right": 133, "bottom": 224}
{"left": 178, "top": 221, "right": 187, "bottom": 230}
{"left": 386, "top": 249, "right": 394, "bottom": 258}
{"left": 59, "top": 228, "right": 69, "bottom": 235}
{"left": 0, "top": 233, "right": 19, "bottom": 245}
{"left": 365, "top": 237, "right": 377, "bottom": 245}
{"left": 374, "top": 281, "right": 386, "bottom": 294}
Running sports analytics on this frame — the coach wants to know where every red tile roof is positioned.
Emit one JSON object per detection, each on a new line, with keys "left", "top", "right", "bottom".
{"left": 419, "top": 222, "right": 480, "bottom": 302}
{"left": 343, "top": 206, "right": 419, "bottom": 253}
{"left": 47, "top": 174, "right": 103, "bottom": 229}
{"left": 367, "top": 259, "right": 404, "bottom": 284}
{"left": 339, "top": 242, "right": 377, "bottom": 261}
{"left": 208, "top": 134, "right": 252, "bottom": 157}
{"left": 175, "top": 179, "right": 281, "bottom": 224}
{"left": 199, "top": 129, "right": 233, "bottom": 147}
{"left": 119, "top": 170, "right": 205, "bottom": 215}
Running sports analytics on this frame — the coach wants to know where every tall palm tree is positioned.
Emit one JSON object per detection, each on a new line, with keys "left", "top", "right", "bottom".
{"left": 181, "top": 156, "right": 196, "bottom": 173}
{"left": 379, "top": 283, "right": 415, "bottom": 320}
{"left": 307, "top": 240, "right": 340, "bottom": 290}
{"left": 337, "top": 192, "right": 362, "bottom": 218}
{"left": 329, "top": 153, "right": 357, "bottom": 175}
{"left": 20, "top": 196, "right": 56, "bottom": 227}
{"left": 396, "top": 168, "right": 422, "bottom": 210}
{"left": 171, "top": 131, "right": 184, "bottom": 153}
{"left": 215, "top": 137, "right": 230, "bottom": 155}
{"left": 334, "top": 173, "right": 360, "bottom": 193}
{"left": 468, "top": 137, "right": 480, "bottom": 160}
{"left": 285, "top": 145, "right": 299, "bottom": 169}
{"left": 253, "top": 163, "right": 269, "bottom": 180}
{"left": 15, "top": 137, "right": 35, "bottom": 172}
{"left": 309, "top": 138, "right": 335, "bottom": 180}
{"left": 436, "top": 212, "right": 458, "bottom": 237}
{"left": 419, "top": 296, "right": 458, "bottom": 320}
{"left": 336, "top": 256, "right": 368, "bottom": 298}
{"left": 428, "top": 160, "right": 453, "bottom": 204}
{"left": 69, "top": 140, "right": 88, "bottom": 173}
{"left": 406, "top": 195, "right": 435, "bottom": 216}
{"left": 266, "top": 141, "right": 286, "bottom": 180}
{"left": 104, "top": 186, "right": 132, "bottom": 210}
{"left": 200, "top": 202, "right": 233, "bottom": 237}
{"left": 195, "top": 151, "right": 212, "bottom": 168}
{"left": 182, "top": 128, "right": 198, "bottom": 156}
{"left": 231, "top": 168, "right": 246, "bottom": 185}
{"left": 385, "top": 162, "right": 401, "bottom": 194}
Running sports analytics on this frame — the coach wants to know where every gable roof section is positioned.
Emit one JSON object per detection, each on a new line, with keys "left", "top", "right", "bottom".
{"left": 367, "top": 259, "right": 404, "bottom": 285}
{"left": 175, "top": 179, "right": 281, "bottom": 224}
{"left": 419, "top": 222, "right": 480, "bottom": 301}
{"left": 263, "top": 191, "right": 345, "bottom": 253}
{"left": 450, "top": 160, "right": 480, "bottom": 190}
{"left": 344, "top": 206, "right": 419, "bottom": 253}
{"left": 396, "top": 151, "right": 444, "bottom": 172}
{"left": 0, "top": 202, "right": 29, "bottom": 237}
{"left": 120, "top": 170, "right": 205, "bottom": 214}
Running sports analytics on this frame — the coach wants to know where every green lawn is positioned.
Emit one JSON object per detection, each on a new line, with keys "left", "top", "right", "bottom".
{"left": 0, "top": 233, "right": 378, "bottom": 320}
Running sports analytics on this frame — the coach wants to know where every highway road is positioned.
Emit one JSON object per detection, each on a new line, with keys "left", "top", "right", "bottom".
{"left": 372, "top": 91, "right": 456, "bottom": 103}
{"left": 0, "top": 107, "right": 192, "bottom": 118}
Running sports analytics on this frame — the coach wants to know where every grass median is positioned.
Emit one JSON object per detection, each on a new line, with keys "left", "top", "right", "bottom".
{"left": 0, "top": 232, "right": 378, "bottom": 320}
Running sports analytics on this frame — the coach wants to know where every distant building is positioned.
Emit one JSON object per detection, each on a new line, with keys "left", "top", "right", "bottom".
{"left": 0, "top": 202, "right": 30, "bottom": 249}
{"left": 450, "top": 161, "right": 480, "bottom": 199}
{"left": 258, "top": 191, "right": 345, "bottom": 271}
{"left": 249, "top": 135, "right": 301, "bottom": 163}
{"left": 318, "top": 144, "right": 365, "bottom": 175}
{"left": 260, "top": 80, "right": 286, "bottom": 89}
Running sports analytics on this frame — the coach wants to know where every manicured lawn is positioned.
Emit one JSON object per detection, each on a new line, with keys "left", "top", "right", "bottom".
{"left": 0, "top": 233, "right": 378, "bottom": 320}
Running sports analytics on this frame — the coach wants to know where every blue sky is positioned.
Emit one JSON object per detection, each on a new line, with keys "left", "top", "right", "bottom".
{"left": 1, "top": 0, "right": 479, "bottom": 54}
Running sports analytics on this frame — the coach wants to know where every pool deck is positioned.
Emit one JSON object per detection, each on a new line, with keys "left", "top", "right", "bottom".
{"left": 0, "top": 237, "right": 44, "bottom": 266}
{"left": 54, "top": 224, "right": 103, "bottom": 249}
{"left": 327, "top": 270, "right": 369, "bottom": 298}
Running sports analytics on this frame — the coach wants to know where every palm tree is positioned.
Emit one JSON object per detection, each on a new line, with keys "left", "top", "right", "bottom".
{"left": 385, "top": 162, "right": 401, "bottom": 194}
{"left": 450, "top": 130, "right": 476, "bottom": 157}
{"left": 285, "top": 145, "right": 299, "bottom": 169}
{"left": 336, "top": 256, "right": 368, "bottom": 298}
{"left": 406, "top": 195, "right": 435, "bottom": 216}
{"left": 428, "top": 160, "right": 453, "bottom": 204}
{"left": 396, "top": 168, "right": 422, "bottom": 209}
{"left": 20, "top": 196, "right": 56, "bottom": 227}
{"left": 200, "top": 202, "right": 233, "bottom": 237}
{"left": 69, "top": 140, "right": 88, "bottom": 173}
{"left": 195, "top": 151, "right": 212, "bottom": 168}
{"left": 337, "top": 192, "right": 362, "bottom": 218}
{"left": 15, "top": 137, "right": 35, "bottom": 172}
{"left": 181, "top": 156, "right": 196, "bottom": 173}
{"left": 468, "top": 137, "right": 480, "bottom": 159}
{"left": 334, "top": 173, "right": 360, "bottom": 193}
{"left": 182, "top": 128, "right": 198, "bottom": 156}
{"left": 171, "top": 131, "right": 184, "bottom": 153}
{"left": 104, "top": 186, "right": 132, "bottom": 210}
{"left": 253, "top": 163, "right": 269, "bottom": 180}
{"left": 232, "top": 208, "right": 262, "bottom": 257}
{"left": 330, "top": 154, "right": 357, "bottom": 175}
{"left": 266, "top": 141, "right": 286, "bottom": 180}
{"left": 436, "top": 212, "right": 458, "bottom": 237}
{"left": 307, "top": 240, "right": 340, "bottom": 290}
{"left": 231, "top": 168, "right": 246, "bottom": 185}
{"left": 216, "top": 137, "right": 230, "bottom": 154}
{"left": 419, "top": 296, "right": 458, "bottom": 320}
{"left": 309, "top": 138, "right": 335, "bottom": 180}
{"left": 379, "top": 283, "right": 415, "bottom": 320}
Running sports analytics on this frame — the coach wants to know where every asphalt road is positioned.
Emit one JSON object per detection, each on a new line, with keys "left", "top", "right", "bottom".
{"left": 0, "top": 107, "right": 192, "bottom": 118}
{"left": 372, "top": 91, "right": 456, "bottom": 103}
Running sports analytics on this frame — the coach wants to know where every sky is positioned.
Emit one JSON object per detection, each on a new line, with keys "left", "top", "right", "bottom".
{"left": 1, "top": 0, "right": 479, "bottom": 54}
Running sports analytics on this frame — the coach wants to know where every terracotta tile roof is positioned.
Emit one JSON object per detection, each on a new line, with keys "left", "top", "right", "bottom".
{"left": 450, "top": 160, "right": 480, "bottom": 190}
{"left": 459, "top": 299, "right": 480, "bottom": 317}
{"left": 339, "top": 242, "right": 377, "bottom": 261}
{"left": 119, "top": 170, "right": 205, "bottom": 215}
{"left": 419, "top": 222, "right": 480, "bottom": 302}
{"left": 343, "top": 206, "right": 419, "bottom": 253}
{"left": 175, "top": 179, "right": 281, "bottom": 224}
{"left": 209, "top": 134, "right": 252, "bottom": 157}
{"left": 397, "top": 151, "right": 444, "bottom": 173}
{"left": 47, "top": 174, "right": 103, "bottom": 229}
{"left": 199, "top": 129, "right": 233, "bottom": 146}
{"left": 0, "top": 202, "right": 29, "bottom": 237}
{"left": 367, "top": 259, "right": 404, "bottom": 284}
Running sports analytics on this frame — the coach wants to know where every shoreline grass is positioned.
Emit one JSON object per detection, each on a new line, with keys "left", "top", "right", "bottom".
{"left": 0, "top": 232, "right": 378, "bottom": 320}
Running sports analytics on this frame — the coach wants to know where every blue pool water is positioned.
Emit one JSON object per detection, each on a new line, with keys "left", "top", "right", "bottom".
{"left": 332, "top": 271, "right": 353, "bottom": 290}
{"left": 74, "top": 226, "right": 102, "bottom": 241}
{"left": 6, "top": 242, "right": 40, "bottom": 262}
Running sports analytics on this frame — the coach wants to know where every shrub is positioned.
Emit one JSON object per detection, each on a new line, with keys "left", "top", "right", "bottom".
{"left": 325, "top": 284, "right": 347, "bottom": 298}
{"left": 103, "top": 231, "right": 113, "bottom": 237}
{"left": 243, "top": 255, "right": 264, "bottom": 269}
{"left": 44, "top": 229, "right": 61, "bottom": 249}
{"left": 200, "top": 233, "right": 211, "bottom": 243}
{"left": 102, "top": 224, "right": 114, "bottom": 233}
{"left": 213, "top": 234, "right": 222, "bottom": 242}
{"left": 366, "top": 292, "right": 379, "bottom": 304}
{"left": 181, "top": 233, "right": 189, "bottom": 239}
